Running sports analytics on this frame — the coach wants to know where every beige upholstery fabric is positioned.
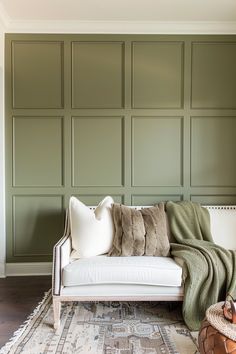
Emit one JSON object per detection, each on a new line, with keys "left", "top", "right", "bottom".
{"left": 52, "top": 210, "right": 71, "bottom": 296}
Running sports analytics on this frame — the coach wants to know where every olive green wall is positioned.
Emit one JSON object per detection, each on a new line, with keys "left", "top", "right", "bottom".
{"left": 5, "top": 34, "right": 236, "bottom": 262}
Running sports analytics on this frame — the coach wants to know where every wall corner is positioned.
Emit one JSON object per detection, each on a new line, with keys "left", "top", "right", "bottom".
{"left": 0, "top": 26, "right": 6, "bottom": 278}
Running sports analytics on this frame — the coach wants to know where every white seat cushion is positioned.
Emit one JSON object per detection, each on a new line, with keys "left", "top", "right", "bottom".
{"left": 63, "top": 256, "right": 182, "bottom": 287}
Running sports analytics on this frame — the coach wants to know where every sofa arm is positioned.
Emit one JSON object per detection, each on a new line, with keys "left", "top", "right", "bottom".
{"left": 52, "top": 210, "right": 72, "bottom": 296}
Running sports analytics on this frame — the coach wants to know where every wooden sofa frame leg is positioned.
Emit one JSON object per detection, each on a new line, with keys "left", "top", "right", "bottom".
{"left": 53, "top": 297, "right": 61, "bottom": 330}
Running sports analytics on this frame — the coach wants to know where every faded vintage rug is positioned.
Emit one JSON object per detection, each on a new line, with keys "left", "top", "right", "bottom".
{"left": 0, "top": 290, "right": 199, "bottom": 354}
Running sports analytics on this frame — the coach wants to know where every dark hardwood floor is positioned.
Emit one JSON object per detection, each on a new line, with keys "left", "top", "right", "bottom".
{"left": 0, "top": 276, "right": 51, "bottom": 349}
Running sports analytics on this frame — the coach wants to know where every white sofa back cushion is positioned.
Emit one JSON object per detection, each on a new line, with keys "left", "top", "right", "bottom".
{"left": 207, "top": 207, "right": 236, "bottom": 250}
{"left": 69, "top": 196, "right": 114, "bottom": 258}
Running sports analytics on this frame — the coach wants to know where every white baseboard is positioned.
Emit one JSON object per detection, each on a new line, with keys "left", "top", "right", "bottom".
{"left": 5, "top": 262, "right": 52, "bottom": 276}
{"left": 0, "top": 262, "right": 6, "bottom": 277}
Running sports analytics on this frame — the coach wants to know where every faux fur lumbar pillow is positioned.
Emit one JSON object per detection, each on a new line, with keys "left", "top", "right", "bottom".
{"left": 108, "top": 203, "right": 170, "bottom": 257}
{"left": 69, "top": 196, "right": 114, "bottom": 258}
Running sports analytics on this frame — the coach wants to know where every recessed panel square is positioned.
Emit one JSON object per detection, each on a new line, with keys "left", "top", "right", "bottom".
{"left": 72, "top": 117, "right": 123, "bottom": 186}
{"left": 13, "top": 117, "right": 63, "bottom": 187}
{"left": 132, "top": 117, "right": 183, "bottom": 186}
{"left": 132, "top": 195, "right": 182, "bottom": 206}
{"left": 12, "top": 41, "right": 63, "bottom": 108}
{"left": 72, "top": 42, "right": 124, "bottom": 108}
{"left": 191, "top": 43, "right": 236, "bottom": 109}
{"left": 73, "top": 195, "right": 123, "bottom": 205}
{"left": 132, "top": 42, "right": 183, "bottom": 108}
{"left": 191, "top": 117, "right": 236, "bottom": 186}
{"left": 13, "top": 195, "right": 64, "bottom": 256}
{"left": 191, "top": 195, "right": 236, "bottom": 205}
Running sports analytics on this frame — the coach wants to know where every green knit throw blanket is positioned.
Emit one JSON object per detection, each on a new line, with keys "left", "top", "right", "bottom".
{"left": 166, "top": 201, "right": 236, "bottom": 331}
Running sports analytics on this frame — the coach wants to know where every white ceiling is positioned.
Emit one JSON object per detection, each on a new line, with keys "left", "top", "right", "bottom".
{"left": 0, "top": 0, "right": 236, "bottom": 33}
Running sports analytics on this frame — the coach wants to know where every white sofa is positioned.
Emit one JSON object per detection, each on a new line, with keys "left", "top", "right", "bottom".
{"left": 52, "top": 205, "right": 236, "bottom": 329}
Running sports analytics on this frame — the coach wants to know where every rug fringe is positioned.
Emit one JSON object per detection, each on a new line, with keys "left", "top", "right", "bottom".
{"left": 0, "top": 289, "right": 52, "bottom": 354}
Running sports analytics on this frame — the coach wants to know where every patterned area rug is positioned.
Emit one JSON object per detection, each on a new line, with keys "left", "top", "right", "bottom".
{"left": 0, "top": 290, "right": 199, "bottom": 354}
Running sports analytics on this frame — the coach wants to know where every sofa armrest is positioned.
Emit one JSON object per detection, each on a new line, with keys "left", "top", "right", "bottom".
{"left": 52, "top": 210, "right": 72, "bottom": 296}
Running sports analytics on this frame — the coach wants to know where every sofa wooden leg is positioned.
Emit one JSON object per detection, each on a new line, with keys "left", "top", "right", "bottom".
{"left": 53, "top": 297, "right": 61, "bottom": 330}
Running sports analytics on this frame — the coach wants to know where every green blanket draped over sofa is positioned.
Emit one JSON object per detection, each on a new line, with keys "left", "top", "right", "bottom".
{"left": 166, "top": 201, "right": 236, "bottom": 331}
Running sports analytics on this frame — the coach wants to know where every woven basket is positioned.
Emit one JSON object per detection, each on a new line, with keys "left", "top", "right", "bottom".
{"left": 206, "top": 302, "right": 236, "bottom": 341}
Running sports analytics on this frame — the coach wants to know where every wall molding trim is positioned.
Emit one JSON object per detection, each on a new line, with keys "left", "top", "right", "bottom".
{"left": 0, "top": 262, "right": 5, "bottom": 278}
{"left": 0, "top": 27, "right": 5, "bottom": 280}
{"left": 3, "top": 20, "right": 236, "bottom": 34}
{"left": 5, "top": 262, "right": 52, "bottom": 276}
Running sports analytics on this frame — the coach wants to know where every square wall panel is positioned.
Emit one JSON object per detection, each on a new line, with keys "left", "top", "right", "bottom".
{"left": 132, "top": 117, "right": 183, "bottom": 186}
{"left": 72, "top": 117, "right": 124, "bottom": 187}
{"left": 72, "top": 42, "right": 124, "bottom": 108}
{"left": 132, "top": 195, "right": 182, "bottom": 206}
{"left": 191, "top": 43, "right": 236, "bottom": 109}
{"left": 132, "top": 42, "right": 184, "bottom": 108}
{"left": 12, "top": 195, "right": 64, "bottom": 256}
{"left": 72, "top": 195, "right": 123, "bottom": 205}
{"left": 191, "top": 117, "right": 236, "bottom": 186}
{"left": 13, "top": 117, "right": 63, "bottom": 187}
{"left": 191, "top": 195, "right": 236, "bottom": 205}
{"left": 12, "top": 41, "right": 63, "bottom": 108}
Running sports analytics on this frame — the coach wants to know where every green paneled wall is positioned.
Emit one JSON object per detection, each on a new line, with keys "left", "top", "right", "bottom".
{"left": 5, "top": 34, "right": 236, "bottom": 262}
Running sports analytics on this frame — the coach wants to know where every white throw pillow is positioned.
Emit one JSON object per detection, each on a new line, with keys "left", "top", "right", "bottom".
{"left": 69, "top": 196, "right": 114, "bottom": 258}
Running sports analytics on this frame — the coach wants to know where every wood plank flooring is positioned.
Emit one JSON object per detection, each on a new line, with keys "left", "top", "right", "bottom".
{"left": 0, "top": 276, "right": 51, "bottom": 349}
